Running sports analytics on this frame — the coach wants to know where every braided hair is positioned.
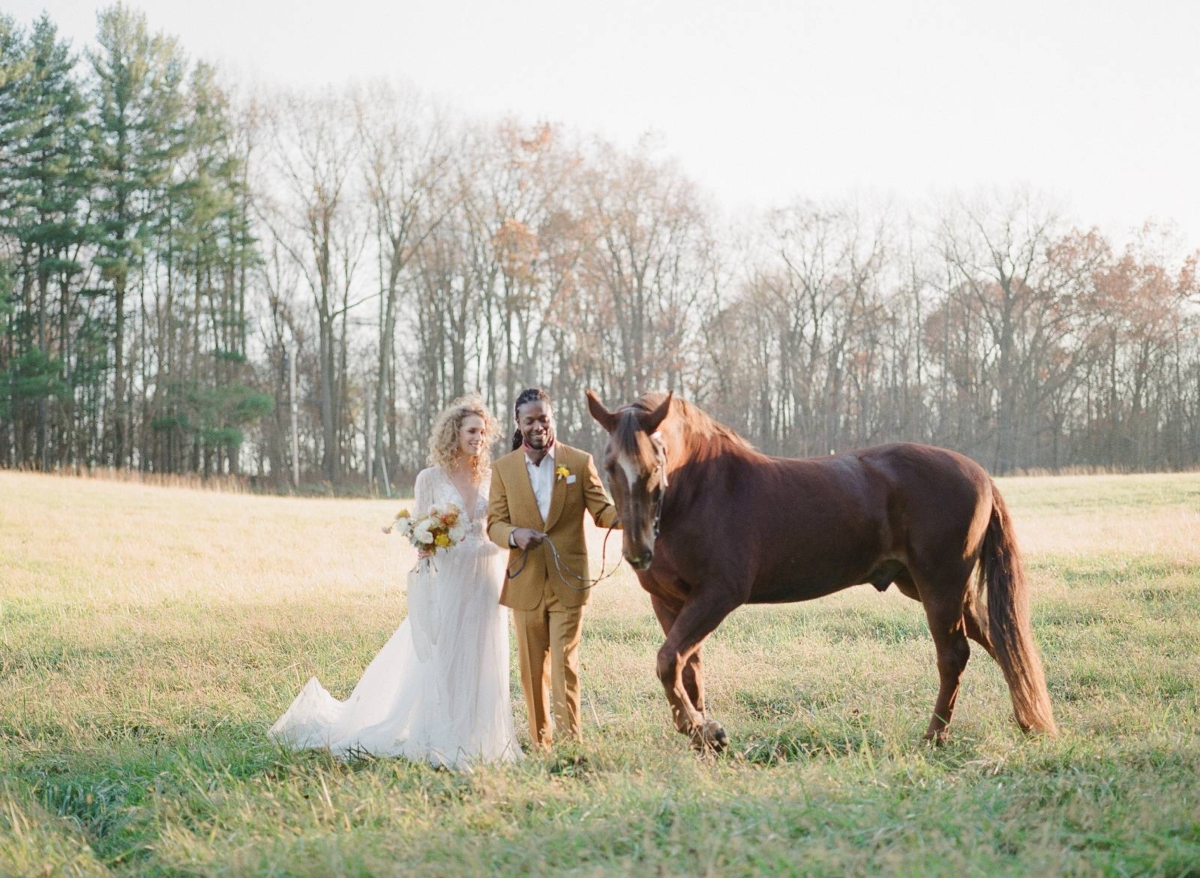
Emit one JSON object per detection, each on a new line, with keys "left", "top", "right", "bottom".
{"left": 512, "top": 387, "right": 552, "bottom": 450}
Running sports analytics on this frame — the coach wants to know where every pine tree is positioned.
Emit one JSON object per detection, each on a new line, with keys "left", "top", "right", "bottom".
{"left": 0, "top": 14, "right": 27, "bottom": 463}
{"left": 153, "top": 62, "right": 265, "bottom": 474}
{"left": 0, "top": 15, "right": 90, "bottom": 468}
{"left": 88, "top": 3, "right": 187, "bottom": 467}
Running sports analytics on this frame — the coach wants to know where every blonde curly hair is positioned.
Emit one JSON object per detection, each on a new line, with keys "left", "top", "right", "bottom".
{"left": 427, "top": 395, "right": 500, "bottom": 481}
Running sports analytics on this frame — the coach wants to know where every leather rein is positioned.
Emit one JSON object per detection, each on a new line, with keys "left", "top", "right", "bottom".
{"left": 505, "top": 431, "right": 671, "bottom": 590}
{"left": 504, "top": 524, "right": 623, "bottom": 592}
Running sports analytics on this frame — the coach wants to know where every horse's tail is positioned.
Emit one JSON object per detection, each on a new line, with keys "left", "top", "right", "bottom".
{"left": 978, "top": 482, "right": 1058, "bottom": 736}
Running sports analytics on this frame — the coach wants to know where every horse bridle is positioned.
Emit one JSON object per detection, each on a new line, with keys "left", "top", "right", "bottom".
{"left": 648, "top": 431, "right": 669, "bottom": 538}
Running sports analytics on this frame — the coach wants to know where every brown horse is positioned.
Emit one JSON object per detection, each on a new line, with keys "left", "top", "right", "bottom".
{"left": 586, "top": 390, "right": 1057, "bottom": 750}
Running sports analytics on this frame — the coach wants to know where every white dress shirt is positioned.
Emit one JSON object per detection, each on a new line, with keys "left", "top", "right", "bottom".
{"left": 524, "top": 442, "right": 557, "bottom": 522}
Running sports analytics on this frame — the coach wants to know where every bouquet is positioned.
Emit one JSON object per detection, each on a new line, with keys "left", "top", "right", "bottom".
{"left": 385, "top": 503, "right": 467, "bottom": 569}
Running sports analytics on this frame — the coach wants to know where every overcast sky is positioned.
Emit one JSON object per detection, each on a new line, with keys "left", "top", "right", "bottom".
{"left": 10, "top": 0, "right": 1200, "bottom": 248}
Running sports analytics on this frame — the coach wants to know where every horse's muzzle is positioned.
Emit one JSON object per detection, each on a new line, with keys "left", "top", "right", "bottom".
{"left": 625, "top": 549, "right": 653, "bottom": 570}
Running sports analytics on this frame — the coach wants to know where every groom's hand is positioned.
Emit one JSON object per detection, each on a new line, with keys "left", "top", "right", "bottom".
{"left": 512, "top": 528, "right": 546, "bottom": 551}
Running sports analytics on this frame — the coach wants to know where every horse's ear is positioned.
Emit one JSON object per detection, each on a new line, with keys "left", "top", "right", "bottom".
{"left": 640, "top": 392, "right": 673, "bottom": 434}
{"left": 586, "top": 389, "right": 618, "bottom": 434}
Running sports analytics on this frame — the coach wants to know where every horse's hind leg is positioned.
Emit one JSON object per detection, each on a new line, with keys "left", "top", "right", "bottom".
{"left": 914, "top": 567, "right": 973, "bottom": 743}
{"left": 963, "top": 591, "right": 996, "bottom": 659}
{"left": 893, "top": 569, "right": 919, "bottom": 601}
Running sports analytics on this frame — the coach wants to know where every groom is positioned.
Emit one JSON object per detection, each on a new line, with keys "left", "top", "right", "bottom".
{"left": 488, "top": 388, "right": 620, "bottom": 747}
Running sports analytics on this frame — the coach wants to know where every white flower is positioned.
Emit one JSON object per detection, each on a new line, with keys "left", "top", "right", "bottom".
{"left": 413, "top": 521, "right": 435, "bottom": 545}
{"left": 448, "top": 524, "right": 466, "bottom": 543}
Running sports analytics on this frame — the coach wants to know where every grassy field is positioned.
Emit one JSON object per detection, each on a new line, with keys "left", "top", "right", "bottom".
{"left": 2, "top": 470, "right": 1199, "bottom": 877}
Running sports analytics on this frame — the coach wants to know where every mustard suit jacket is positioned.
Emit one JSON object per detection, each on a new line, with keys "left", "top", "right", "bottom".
{"left": 487, "top": 443, "right": 620, "bottom": 611}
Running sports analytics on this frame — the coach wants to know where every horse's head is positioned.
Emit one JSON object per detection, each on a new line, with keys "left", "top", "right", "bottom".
{"left": 586, "top": 390, "right": 674, "bottom": 570}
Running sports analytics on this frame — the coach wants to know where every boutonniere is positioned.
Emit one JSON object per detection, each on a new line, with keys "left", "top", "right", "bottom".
{"left": 555, "top": 464, "right": 571, "bottom": 482}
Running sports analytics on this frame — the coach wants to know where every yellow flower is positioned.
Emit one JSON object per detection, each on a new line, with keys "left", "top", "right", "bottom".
{"left": 383, "top": 508, "right": 411, "bottom": 534}
{"left": 434, "top": 533, "right": 451, "bottom": 548}
{"left": 555, "top": 465, "right": 570, "bottom": 481}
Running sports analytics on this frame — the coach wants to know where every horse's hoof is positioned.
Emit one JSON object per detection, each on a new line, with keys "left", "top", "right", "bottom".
{"left": 691, "top": 719, "right": 728, "bottom": 753}
{"left": 709, "top": 722, "right": 730, "bottom": 752}
{"left": 923, "top": 728, "right": 950, "bottom": 747}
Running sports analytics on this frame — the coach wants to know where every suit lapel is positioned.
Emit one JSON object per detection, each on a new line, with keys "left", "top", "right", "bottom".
{"left": 509, "top": 451, "right": 545, "bottom": 528}
{"left": 544, "top": 446, "right": 569, "bottom": 531}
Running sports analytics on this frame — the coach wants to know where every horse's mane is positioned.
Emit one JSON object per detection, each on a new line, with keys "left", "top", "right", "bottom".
{"left": 614, "top": 392, "right": 755, "bottom": 465}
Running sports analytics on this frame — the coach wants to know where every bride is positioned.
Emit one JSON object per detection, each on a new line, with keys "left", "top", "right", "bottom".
{"left": 269, "top": 396, "right": 522, "bottom": 767}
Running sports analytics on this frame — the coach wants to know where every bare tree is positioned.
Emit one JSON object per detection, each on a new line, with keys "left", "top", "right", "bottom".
{"left": 260, "top": 88, "right": 367, "bottom": 484}
{"left": 937, "top": 190, "right": 1065, "bottom": 472}
{"left": 356, "top": 83, "right": 458, "bottom": 488}
{"left": 764, "top": 200, "right": 888, "bottom": 455}
{"left": 580, "top": 139, "right": 713, "bottom": 406}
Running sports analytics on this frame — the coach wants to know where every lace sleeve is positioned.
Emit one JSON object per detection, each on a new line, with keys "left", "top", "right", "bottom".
{"left": 413, "top": 467, "right": 431, "bottom": 513}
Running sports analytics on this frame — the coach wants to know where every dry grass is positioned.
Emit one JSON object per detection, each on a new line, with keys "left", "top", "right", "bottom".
{"left": 2, "top": 470, "right": 1199, "bottom": 876}
{"left": 1001, "top": 472, "right": 1200, "bottom": 561}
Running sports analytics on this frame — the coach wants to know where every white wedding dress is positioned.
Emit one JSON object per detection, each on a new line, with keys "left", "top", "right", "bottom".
{"left": 269, "top": 466, "right": 522, "bottom": 768}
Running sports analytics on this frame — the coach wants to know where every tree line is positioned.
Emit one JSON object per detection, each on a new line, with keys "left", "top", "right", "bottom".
{"left": 2, "top": 6, "right": 1198, "bottom": 492}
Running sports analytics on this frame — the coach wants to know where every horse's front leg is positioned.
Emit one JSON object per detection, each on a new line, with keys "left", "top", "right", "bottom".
{"left": 648, "top": 592, "right": 705, "bottom": 719}
{"left": 657, "top": 590, "right": 740, "bottom": 752}
{"left": 682, "top": 647, "right": 705, "bottom": 717}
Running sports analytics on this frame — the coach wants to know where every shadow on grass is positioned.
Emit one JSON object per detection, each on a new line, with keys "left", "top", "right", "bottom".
{"left": 14, "top": 723, "right": 368, "bottom": 869}
{"left": 17, "top": 731, "right": 271, "bottom": 865}
{"left": 15, "top": 716, "right": 522, "bottom": 871}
